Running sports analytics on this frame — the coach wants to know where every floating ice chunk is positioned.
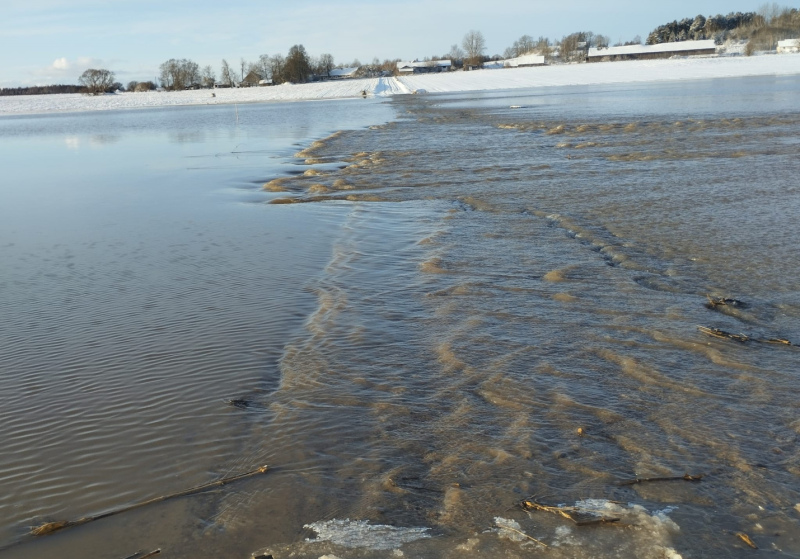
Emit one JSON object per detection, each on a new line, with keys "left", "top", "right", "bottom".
{"left": 494, "top": 517, "right": 526, "bottom": 542}
{"left": 304, "top": 519, "right": 430, "bottom": 550}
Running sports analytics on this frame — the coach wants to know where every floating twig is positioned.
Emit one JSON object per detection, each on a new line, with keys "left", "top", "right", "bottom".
{"left": 139, "top": 550, "right": 161, "bottom": 559}
{"left": 736, "top": 532, "right": 758, "bottom": 549}
{"left": 698, "top": 326, "right": 749, "bottom": 343}
{"left": 31, "top": 466, "right": 269, "bottom": 537}
{"left": 499, "top": 524, "right": 548, "bottom": 547}
{"left": 521, "top": 500, "right": 619, "bottom": 525}
{"left": 764, "top": 337, "right": 793, "bottom": 346}
{"left": 617, "top": 473, "right": 703, "bottom": 486}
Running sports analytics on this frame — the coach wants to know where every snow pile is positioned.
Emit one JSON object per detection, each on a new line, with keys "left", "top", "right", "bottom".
{"left": 1, "top": 54, "right": 798, "bottom": 116}
{"left": 303, "top": 519, "right": 430, "bottom": 550}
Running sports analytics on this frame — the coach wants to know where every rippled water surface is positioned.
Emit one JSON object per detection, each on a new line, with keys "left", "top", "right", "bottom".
{"left": 2, "top": 76, "right": 800, "bottom": 559}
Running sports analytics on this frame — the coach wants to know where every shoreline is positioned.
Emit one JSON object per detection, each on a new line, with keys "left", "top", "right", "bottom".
{"left": 1, "top": 53, "right": 799, "bottom": 116}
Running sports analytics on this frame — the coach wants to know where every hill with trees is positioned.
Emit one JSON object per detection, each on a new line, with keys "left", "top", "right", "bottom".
{"left": 646, "top": 4, "right": 800, "bottom": 52}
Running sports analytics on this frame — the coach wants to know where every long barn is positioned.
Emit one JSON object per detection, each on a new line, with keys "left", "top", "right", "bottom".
{"left": 587, "top": 40, "right": 717, "bottom": 62}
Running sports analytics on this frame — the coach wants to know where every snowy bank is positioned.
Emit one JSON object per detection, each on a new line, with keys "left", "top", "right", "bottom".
{"left": 1, "top": 54, "right": 798, "bottom": 116}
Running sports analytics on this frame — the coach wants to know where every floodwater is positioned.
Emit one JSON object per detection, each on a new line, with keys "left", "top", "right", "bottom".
{"left": 2, "top": 75, "right": 800, "bottom": 559}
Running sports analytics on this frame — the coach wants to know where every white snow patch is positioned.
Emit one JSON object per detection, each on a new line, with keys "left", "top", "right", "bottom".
{"left": 304, "top": 519, "right": 430, "bottom": 551}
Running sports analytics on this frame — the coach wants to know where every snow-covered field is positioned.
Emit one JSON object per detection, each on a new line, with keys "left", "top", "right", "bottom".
{"left": 1, "top": 54, "right": 798, "bottom": 115}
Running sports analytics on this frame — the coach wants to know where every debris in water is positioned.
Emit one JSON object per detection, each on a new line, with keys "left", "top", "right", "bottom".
{"left": 122, "top": 551, "right": 161, "bottom": 559}
{"left": 617, "top": 473, "right": 703, "bottom": 486}
{"left": 30, "top": 466, "right": 269, "bottom": 537}
{"left": 764, "top": 337, "right": 793, "bottom": 346}
{"left": 698, "top": 326, "right": 749, "bottom": 343}
{"left": 577, "top": 427, "right": 586, "bottom": 437}
{"left": 225, "top": 398, "right": 252, "bottom": 409}
{"left": 521, "top": 499, "right": 619, "bottom": 525}
{"left": 494, "top": 517, "right": 548, "bottom": 547}
{"left": 736, "top": 532, "right": 758, "bottom": 549}
{"left": 705, "top": 296, "right": 747, "bottom": 309}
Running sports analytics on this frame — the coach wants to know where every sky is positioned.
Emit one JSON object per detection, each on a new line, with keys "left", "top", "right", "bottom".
{"left": 0, "top": 0, "right": 790, "bottom": 87}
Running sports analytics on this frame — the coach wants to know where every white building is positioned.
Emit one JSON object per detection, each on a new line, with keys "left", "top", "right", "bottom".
{"left": 777, "top": 39, "right": 800, "bottom": 53}
{"left": 587, "top": 40, "right": 717, "bottom": 62}
{"left": 483, "top": 53, "right": 546, "bottom": 69}
{"left": 397, "top": 60, "right": 452, "bottom": 74}
{"left": 328, "top": 67, "right": 359, "bottom": 79}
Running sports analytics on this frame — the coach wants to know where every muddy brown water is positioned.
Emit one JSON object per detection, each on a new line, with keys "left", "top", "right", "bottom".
{"left": 1, "top": 76, "right": 800, "bottom": 558}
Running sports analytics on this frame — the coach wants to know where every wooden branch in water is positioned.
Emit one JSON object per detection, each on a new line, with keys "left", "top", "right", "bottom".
{"left": 31, "top": 466, "right": 269, "bottom": 537}
{"left": 617, "top": 473, "right": 703, "bottom": 486}
{"left": 698, "top": 326, "right": 793, "bottom": 347}
{"left": 736, "top": 532, "right": 758, "bottom": 549}
{"left": 521, "top": 500, "right": 619, "bottom": 525}
{"left": 698, "top": 326, "right": 749, "bottom": 343}
{"left": 122, "top": 550, "right": 161, "bottom": 559}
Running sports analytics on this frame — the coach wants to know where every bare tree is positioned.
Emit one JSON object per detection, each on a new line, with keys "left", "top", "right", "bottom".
{"left": 317, "top": 53, "right": 335, "bottom": 77}
{"left": 462, "top": 30, "right": 486, "bottom": 67}
{"left": 79, "top": 68, "right": 116, "bottom": 95}
{"left": 269, "top": 54, "right": 285, "bottom": 84}
{"left": 448, "top": 44, "right": 465, "bottom": 66}
{"left": 535, "top": 36, "right": 552, "bottom": 57}
{"left": 201, "top": 65, "right": 216, "bottom": 88}
{"left": 511, "top": 34, "right": 535, "bottom": 56}
{"left": 220, "top": 59, "right": 234, "bottom": 87}
{"left": 240, "top": 58, "right": 248, "bottom": 83}
{"left": 159, "top": 59, "right": 199, "bottom": 90}
{"left": 258, "top": 54, "right": 272, "bottom": 80}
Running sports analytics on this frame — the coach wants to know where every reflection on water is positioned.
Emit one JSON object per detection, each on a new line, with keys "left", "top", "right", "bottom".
{"left": 2, "top": 76, "right": 800, "bottom": 559}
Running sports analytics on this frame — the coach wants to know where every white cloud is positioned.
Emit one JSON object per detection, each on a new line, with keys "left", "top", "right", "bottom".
{"left": 52, "top": 57, "right": 70, "bottom": 70}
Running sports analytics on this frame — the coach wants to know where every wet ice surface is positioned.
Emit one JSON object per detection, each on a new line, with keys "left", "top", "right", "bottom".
{"left": 303, "top": 519, "right": 430, "bottom": 550}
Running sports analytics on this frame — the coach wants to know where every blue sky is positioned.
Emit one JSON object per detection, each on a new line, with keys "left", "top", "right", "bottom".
{"left": 0, "top": 0, "right": 784, "bottom": 87}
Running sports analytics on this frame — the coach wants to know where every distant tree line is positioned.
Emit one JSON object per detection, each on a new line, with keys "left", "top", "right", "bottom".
{"left": 646, "top": 12, "right": 761, "bottom": 44}
{"left": 0, "top": 84, "right": 83, "bottom": 96}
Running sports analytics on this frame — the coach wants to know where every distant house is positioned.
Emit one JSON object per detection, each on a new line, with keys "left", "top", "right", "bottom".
{"left": 328, "top": 67, "right": 360, "bottom": 79}
{"left": 397, "top": 60, "right": 452, "bottom": 74}
{"left": 587, "top": 40, "right": 716, "bottom": 62}
{"left": 484, "top": 53, "right": 546, "bottom": 69}
{"left": 258, "top": 79, "right": 273, "bottom": 86}
{"left": 240, "top": 70, "right": 264, "bottom": 88}
{"left": 777, "top": 39, "right": 800, "bottom": 53}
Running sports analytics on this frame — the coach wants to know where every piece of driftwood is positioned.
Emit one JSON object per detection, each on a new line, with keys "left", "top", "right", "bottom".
{"left": 31, "top": 466, "right": 269, "bottom": 537}
{"left": 122, "top": 550, "right": 160, "bottom": 559}
{"left": 521, "top": 500, "right": 620, "bottom": 526}
{"left": 706, "top": 296, "right": 747, "bottom": 309}
{"left": 736, "top": 532, "right": 758, "bottom": 549}
{"left": 617, "top": 473, "right": 703, "bottom": 486}
{"left": 698, "top": 326, "right": 794, "bottom": 346}
{"left": 698, "top": 326, "right": 749, "bottom": 343}
{"left": 764, "top": 338, "right": 793, "bottom": 346}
